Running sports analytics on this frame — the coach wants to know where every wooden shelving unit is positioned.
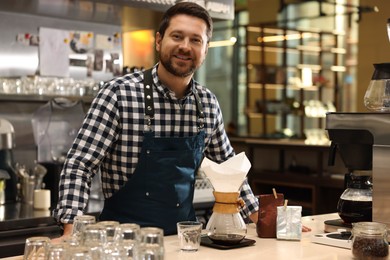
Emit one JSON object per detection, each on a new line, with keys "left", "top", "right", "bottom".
{"left": 245, "top": 25, "right": 345, "bottom": 137}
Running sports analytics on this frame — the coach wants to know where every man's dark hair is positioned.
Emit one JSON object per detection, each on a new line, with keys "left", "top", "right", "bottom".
{"left": 158, "top": 2, "right": 213, "bottom": 43}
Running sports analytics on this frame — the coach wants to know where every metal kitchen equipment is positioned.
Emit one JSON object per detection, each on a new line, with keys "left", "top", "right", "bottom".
{"left": 0, "top": 170, "right": 10, "bottom": 205}
{"left": 326, "top": 112, "right": 390, "bottom": 230}
{"left": 0, "top": 118, "right": 18, "bottom": 203}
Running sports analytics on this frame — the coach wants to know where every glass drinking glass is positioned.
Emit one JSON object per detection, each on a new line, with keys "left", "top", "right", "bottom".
{"left": 65, "top": 246, "right": 92, "bottom": 260}
{"left": 139, "top": 227, "right": 164, "bottom": 260}
{"left": 115, "top": 223, "right": 141, "bottom": 259}
{"left": 45, "top": 242, "right": 67, "bottom": 260}
{"left": 102, "top": 242, "right": 127, "bottom": 260}
{"left": 98, "top": 220, "right": 119, "bottom": 244}
{"left": 177, "top": 221, "right": 202, "bottom": 252}
{"left": 23, "top": 236, "right": 50, "bottom": 260}
{"left": 79, "top": 223, "right": 107, "bottom": 259}
{"left": 62, "top": 236, "right": 79, "bottom": 248}
{"left": 72, "top": 215, "right": 96, "bottom": 239}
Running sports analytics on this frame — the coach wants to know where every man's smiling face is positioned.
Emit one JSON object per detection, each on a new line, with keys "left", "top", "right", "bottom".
{"left": 156, "top": 14, "right": 209, "bottom": 78}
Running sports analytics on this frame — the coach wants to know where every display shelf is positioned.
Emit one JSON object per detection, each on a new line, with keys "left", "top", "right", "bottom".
{"left": 0, "top": 93, "right": 95, "bottom": 103}
{"left": 245, "top": 25, "right": 345, "bottom": 137}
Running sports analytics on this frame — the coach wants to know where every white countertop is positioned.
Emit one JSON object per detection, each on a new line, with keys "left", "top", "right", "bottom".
{"left": 164, "top": 213, "right": 354, "bottom": 260}
{"left": 5, "top": 213, "right": 356, "bottom": 260}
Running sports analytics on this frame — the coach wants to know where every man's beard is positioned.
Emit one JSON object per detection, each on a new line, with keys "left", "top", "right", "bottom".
{"left": 159, "top": 53, "right": 197, "bottom": 78}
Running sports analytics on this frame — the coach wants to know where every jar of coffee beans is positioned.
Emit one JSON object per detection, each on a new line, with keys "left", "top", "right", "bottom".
{"left": 351, "top": 222, "right": 389, "bottom": 260}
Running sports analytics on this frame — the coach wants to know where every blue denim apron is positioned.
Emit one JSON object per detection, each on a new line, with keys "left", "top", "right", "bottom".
{"left": 100, "top": 69, "right": 205, "bottom": 235}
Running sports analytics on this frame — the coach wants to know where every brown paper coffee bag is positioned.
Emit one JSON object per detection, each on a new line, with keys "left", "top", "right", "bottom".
{"left": 256, "top": 193, "right": 285, "bottom": 238}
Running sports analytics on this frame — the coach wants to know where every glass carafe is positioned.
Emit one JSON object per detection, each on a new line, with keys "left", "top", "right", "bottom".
{"left": 337, "top": 174, "right": 372, "bottom": 224}
{"left": 364, "top": 63, "right": 390, "bottom": 111}
{"left": 206, "top": 191, "right": 247, "bottom": 245}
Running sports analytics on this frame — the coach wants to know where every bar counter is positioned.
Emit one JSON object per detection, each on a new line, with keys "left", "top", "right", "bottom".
{"left": 4, "top": 213, "right": 355, "bottom": 260}
{"left": 0, "top": 199, "right": 104, "bottom": 258}
{"left": 164, "top": 213, "right": 352, "bottom": 260}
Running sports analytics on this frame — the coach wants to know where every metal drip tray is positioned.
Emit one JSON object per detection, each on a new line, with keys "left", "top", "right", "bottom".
{"left": 311, "top": 231, "right": 352, "bottom": 249}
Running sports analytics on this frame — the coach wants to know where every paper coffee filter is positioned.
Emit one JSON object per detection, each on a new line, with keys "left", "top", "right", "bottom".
{"left": 200, "top": 152, "right": 251, "bottom": 192}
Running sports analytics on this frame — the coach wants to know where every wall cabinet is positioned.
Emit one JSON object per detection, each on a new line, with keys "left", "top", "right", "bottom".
{"left": 245, "top": 25, "right": 345, "bottom": 137}
{"left": 231, "top": 137, "right": 345, "bottom": 216}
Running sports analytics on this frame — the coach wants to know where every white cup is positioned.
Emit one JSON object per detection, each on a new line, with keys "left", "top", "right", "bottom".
{"left": 33, "top": 189, "right": 51, "bottom": 210}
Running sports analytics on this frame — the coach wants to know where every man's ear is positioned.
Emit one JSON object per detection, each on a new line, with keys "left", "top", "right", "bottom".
{"left": 155, "top": 32, "right": 162, "bottom": 52}
{"left": 205, "top": 43, "right": 209, "bottom": 55}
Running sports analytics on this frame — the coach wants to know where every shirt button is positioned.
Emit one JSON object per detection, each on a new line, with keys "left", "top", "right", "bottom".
{"left": 146, "top": 150, "right": 150, "bottom": 154}
{"left": 146, "top": 192, "right": 149, "bottom": 196}
{"left": 176, "top": 203, "right": 180, "bottom": 207}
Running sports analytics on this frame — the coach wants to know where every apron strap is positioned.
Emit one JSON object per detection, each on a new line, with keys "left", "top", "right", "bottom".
{"left": 193, "top": 90, "right": 204, "bottom": 130}
{"left": 143, "top": 69, "right": 154, "bottom": 130}
{"left": 143, "top": 68, "right": 205, "bottom": 130}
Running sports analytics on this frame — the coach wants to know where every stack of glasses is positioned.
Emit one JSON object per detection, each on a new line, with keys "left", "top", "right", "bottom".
{"left": 23, "top": 215, "right": 165, "bottom": 260}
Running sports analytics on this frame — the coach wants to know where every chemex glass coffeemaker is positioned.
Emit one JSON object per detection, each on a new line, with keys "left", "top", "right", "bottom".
{"left": 200, "top": 152, "right": 251, "bottom": 245}
{"left": 206, "top": 190, "right": 247, "bottom": 245}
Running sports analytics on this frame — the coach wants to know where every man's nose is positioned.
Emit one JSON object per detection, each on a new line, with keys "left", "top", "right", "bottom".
{"left": 178, "top": 38, "right": 191, "bottom": 49}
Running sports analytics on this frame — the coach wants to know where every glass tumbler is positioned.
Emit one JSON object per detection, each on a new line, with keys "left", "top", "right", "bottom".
{"left": 80, "top": 223, "right": 107, "bottom": 259}
{"left": 139, "top": 227, "right": 164, "bottom": 260}
{"left": 72, "top": 215, "right": 96, "bottom": 239}
{"left": 45, "top": 242, "right": 67, "bottom": 260}
{"left": 23, "top": 236, "right": 50, "bottom": 260}
{"left": 115, "top": 223, "right": 141, "bottom": 259}
{"left": 98, "top": 220, "right": 120, "bottom": 244}
{"left": 66, "top": 246, "right": 93, "bottom": 260}
{"left": 177, "top": 221, "right": 202, "bottom": 252}
{"left": 102, "top": 242, "right": 128, "bottom": 260}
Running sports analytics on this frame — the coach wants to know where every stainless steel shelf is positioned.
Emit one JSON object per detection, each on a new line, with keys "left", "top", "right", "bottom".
{"left": 0, "top": 94, "right": 95, "bottom": 103}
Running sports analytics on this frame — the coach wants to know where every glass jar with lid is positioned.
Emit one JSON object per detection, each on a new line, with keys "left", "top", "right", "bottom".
{"left": 351, "top": 222, "right": 389, "bottom": 259}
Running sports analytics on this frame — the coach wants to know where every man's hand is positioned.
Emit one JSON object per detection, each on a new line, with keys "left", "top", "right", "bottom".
{"left": 51, "top": 223, "right": 73, "bottom": 244}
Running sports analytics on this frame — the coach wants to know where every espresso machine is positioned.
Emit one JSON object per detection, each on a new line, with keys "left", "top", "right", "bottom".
{"left": 0, "top": 118, "right": 18, "bottom": 203}
{"left": 326, "top": 112, "right": 390, "bottom": 229}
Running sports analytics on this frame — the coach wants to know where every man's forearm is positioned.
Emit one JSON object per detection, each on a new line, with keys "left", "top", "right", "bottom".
{"left": 249, "top": 211, "right": 258, "bottom": 224}
{"left": 62, "top": 223, "right": 73, "bottom": 236}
